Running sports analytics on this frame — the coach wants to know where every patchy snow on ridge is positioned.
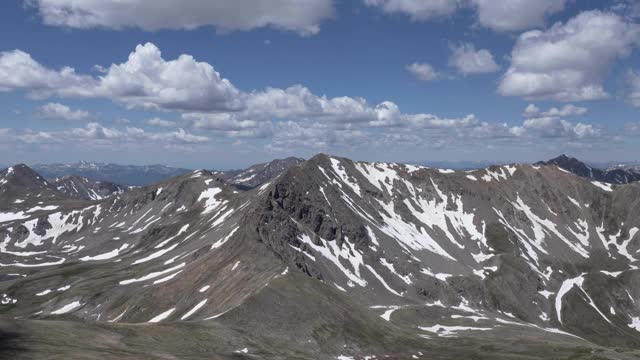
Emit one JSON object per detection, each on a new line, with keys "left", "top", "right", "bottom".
{"left": 197, "top": 188, "right": 223, "bottom": 214}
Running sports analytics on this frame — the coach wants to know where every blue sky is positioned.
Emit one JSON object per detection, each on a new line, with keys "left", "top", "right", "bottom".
{"left": 0, "top": 0, "right": 639, "bottom": 169}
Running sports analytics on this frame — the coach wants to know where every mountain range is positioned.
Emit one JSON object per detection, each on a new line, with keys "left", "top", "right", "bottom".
{"left": 32, "top": 161, "right": 193, "bottom": 187}
{"left": 30, "top": 158, "right": 306, "bottom": 189}
{"left": 536, "top": 155, "right": 640, "bottom": 185}
{"left": 50, "top": 176, "right": 127, "bottom": 201}
{"left": 1, "top": 155, "right": 640, "bottom": 359}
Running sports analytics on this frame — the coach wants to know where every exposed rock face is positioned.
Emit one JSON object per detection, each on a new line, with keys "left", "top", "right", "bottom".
{"left": 219, "top": 157, "right": 305, "bottom": 188}
{"left": 2, "top": 155, "right": 640, "bottom": 358}
{"left": 0, "top": 165, "right": 66, "bottom": 209}
{"left": 50, "top": 176, "right": 127, "bottom": 201}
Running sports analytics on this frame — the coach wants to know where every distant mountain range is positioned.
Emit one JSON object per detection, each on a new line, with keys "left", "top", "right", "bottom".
{"left": 32, "top": 161, "right": 193, "bottom": 187}
{"left": 536, "top": 154, "right": 640, "bottom": 184}
{"left": 607, "top": 163, "right": 640, "bottom": 172}
{"left": 29, "top": 158, "right": 306, "bottom": 189}
{"left": 1, "top": 155, "right": 637, "bottom": 194}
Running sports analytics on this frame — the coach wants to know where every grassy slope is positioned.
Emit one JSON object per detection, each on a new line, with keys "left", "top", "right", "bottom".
{"left": 3, "top": 274, "right": 640, "bottom": 359}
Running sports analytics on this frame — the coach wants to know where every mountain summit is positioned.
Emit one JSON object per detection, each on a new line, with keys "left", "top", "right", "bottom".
{"left": 536, "top": 154, "right": 640, "bottom": 184}
{"left": 219, "top": 157, "right": 305, "bottom": 187}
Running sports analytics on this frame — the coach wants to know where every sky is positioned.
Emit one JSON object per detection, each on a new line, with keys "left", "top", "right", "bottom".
{"left": 1, "top": 0, "right": 640, "bottom": 169}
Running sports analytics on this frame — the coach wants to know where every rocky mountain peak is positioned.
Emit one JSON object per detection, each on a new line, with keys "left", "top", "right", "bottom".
{"left": 537, "top": 155, "right": 640, "bottom": 184}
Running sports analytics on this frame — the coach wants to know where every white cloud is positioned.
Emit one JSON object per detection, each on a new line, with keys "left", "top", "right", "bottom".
{"left": 515, "top": 101, "right": 599, "bottom": 141}
{"left": 367, "top": 101, "right": 481, "bottom": 129}
{"left": 246, "top": 85, "right": 376, "bottom": 122}
{"left": 146, "top": 118, "right": 178, "bottom": 128}
{"left": 365, "top": 0, "right": 567, "bottom": 32}
{"left": 449, "top": 43, "right": 500, "bottom": 75}
{"left": 406, "top": 62, "right": 438, "bottom": 81}
{"left": 0, "top": 43, "right": 243, "bottom": 112}
{"left": 28, "top": 0, "right": 334, "bottom": 35}
{"left": 0, "top": 42, "right": 617, "bottom": 153}
{"left": 523, "top": 103, "right": 588, "bottom": 118}
{"left": 364, "top": 0, "right": 460, "bottom": 21}
{"left": 472, "top": 0, "right": 568, "bottom": 31}
{"left": 0, "top": 49, "right": 97, "bottom": 98}
{"left": 96, "top": 43, "right": 243, "bottom": 112}
{"left": 128, "top": 127, "right": 209, "bottom": 144}
{"left": 182, "top": 113, "right": 259, "bottom": 131}
{"left": 268, "top": 121, "right": 370, "bottom": 151}
{"left": 511, "top": 117, "right": 602, "bottom": 139}
{"left": 14, "top": 122, "right": 208, "bottom": 145}
{"left": 38, "top": 102, "right": 90, "bottom": 121}
{"left": 18, "top": 130, "right": 55, "bottom": 144}
{"left": 71, "top": 122, "right": 122, "bottom": 140}
{"left": 627, "top": 69, "right": 640, "bottom": 107}
{"left": 498, "top": 11, "right": 640, "bottom": 101}
{"left": 522, "top": 104, "right": 541, "bottom": 118}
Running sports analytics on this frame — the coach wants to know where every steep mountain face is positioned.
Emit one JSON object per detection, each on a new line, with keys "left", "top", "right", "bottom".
{"left": 219, "top": 157, "right": 305, "bottom": 188}
{"left": 50, "top": 176, "right": 127, "bottom": 201}
{"left": 537, "top": 154, "right": 640, "bottom": 184}
{"left": 0, "top": 165, "right": 67, "bottom": 211}
{"left": 32, "top": 161, "right": 192, "bottom": 186}
{"left": 2, "top": 156, "right": 640, "bottom": 359}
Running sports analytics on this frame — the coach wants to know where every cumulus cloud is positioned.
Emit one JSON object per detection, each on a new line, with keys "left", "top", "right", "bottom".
{"left": 366, "top": 101, "right": 481, "bottom": 128}
{"left": 0, "top": 43, "right": 243, "bottom": 112}
{"left": 498, "top": 11, "right": 640, "bottom": 102}
{"left": 471, "top": 0, "right": 568, "bottom": 31}
{"left": 523, "top": 104, "right": 588, "bottom": 118}
{"left": 448, "top": 43, "right": 500, "bottom": 75}
{"left": 406, "top": 62, "right": 439, "bottom": 81}
{"left": 182, "top": 113, "right": 259, "bottom": 131}
{"left": 70, "top": 122, "right": 122, "bottom": 140}
{"left": 511, "top": 117, "right": 602, "bottom": 139}
{"left": 96, "top": 43, "right": 243, "bottom": 112}
{"left": 15, "top": 122, "right": 208, "bottom": 145}
{"left": 27, "top": 0, "right": 335, "bottom": 35}
{"left": 247, "top": 85, "right": 377, "bottom": 122}
{"left": 515, "top": 101, "right": 598, "bottom": 140}
{"left": 0, "top": 49, "right": 97, "bottom": 98}
{"left": 365, "top": 0, "right": 567, "bottom": 31}
{"left": 268, "top": 121, "right": 370, "bottom": 151}
{"left": 18, "top": 130, "right": 55, "bottom": 144}
{"left": 38, "top": 102, "right": 90, "bottom": 121}
{"left": 0, "top": 42, "right": 615, "bottom": 153}
{"left": 126, "top": 126, "right": 209, "bottom": 144}
{"left": 364, "top": 0, "right": 460, "bottom": 21}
